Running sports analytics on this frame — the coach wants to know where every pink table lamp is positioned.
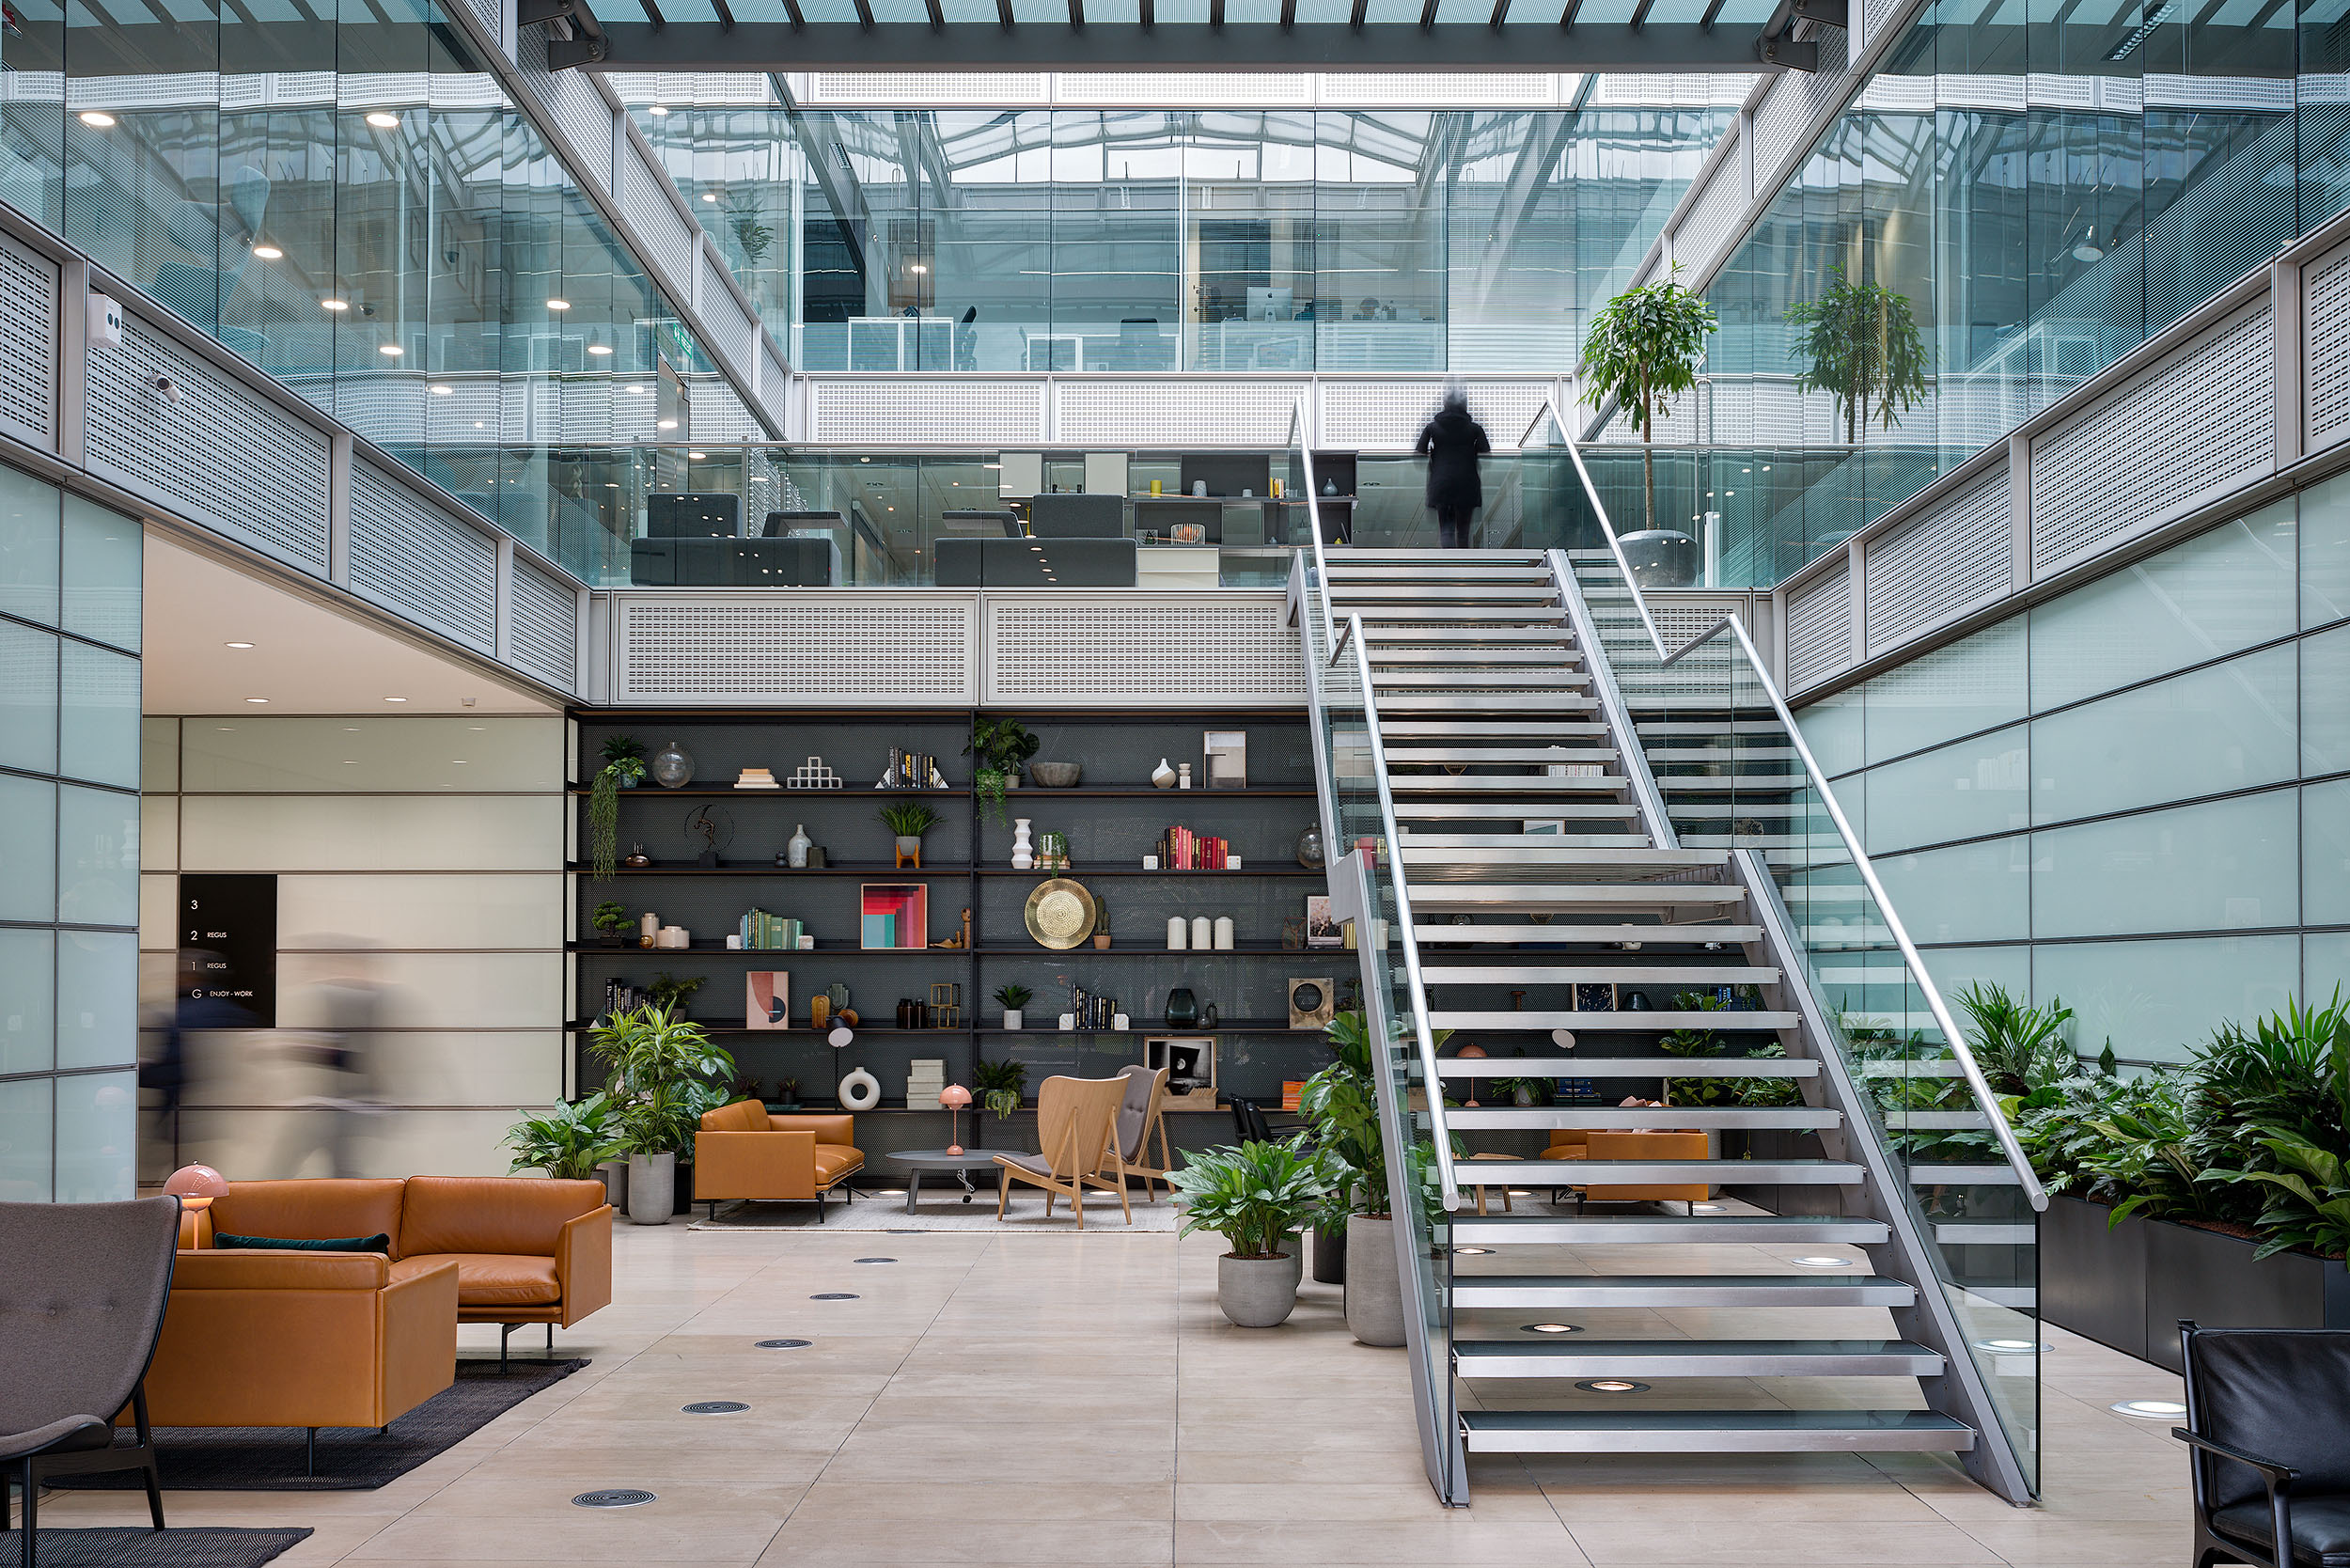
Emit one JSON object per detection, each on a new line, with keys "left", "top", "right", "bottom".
{"left": 940, "top": 1084, "right": 973, "bottom": 1154}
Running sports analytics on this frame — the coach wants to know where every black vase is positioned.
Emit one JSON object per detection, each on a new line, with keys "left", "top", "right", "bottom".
{"left": 1165, "top": 987, "right": 1199, "bottom": 1028}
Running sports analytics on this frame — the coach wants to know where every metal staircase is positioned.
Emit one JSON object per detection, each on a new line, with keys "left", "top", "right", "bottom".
{"left": 1288, "top": 410, "right": 2046, "bottom": 1510}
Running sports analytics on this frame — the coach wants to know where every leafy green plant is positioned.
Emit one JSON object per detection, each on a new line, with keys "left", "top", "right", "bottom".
{"left": 1298, "top": 1009, "right": 1455, "bottom": 1223}
{"left": 648, "top": 972, "right": 705, "bottom": 1015}
{"left": 504, "top": 1091, "right": 625, "bottom": 1180}
{"left": 726, "top": 201, "right": 776, "bottom": 268}
{"left": 1577, "top": 264, "right": 1716, "bottom": 532}
{"left": 1168, "top": 1138, "right": 1331, "bottom": 1260}
{"left": 992, "top": 982, "right": 1033, "bottom": 1011}
{"left": 1785, "top": 263, "right": 1930, "bottom": 445}
{"left": 975, "top": 1056, "right": 1026, "bottom": 1118}
{"left": 1956, "top": 982, "right": 2077, "bottom": 1101}
{"left": 879, "top": 801, "right": 940, "bottom": 838}
{"left": 587, "top": 1004, "right": 735, "bottom": 1159}
{"left": 2208, "top": 1129, "right": 2350, "bottom": 1259}
{"left": 964, "top": 717, "right": 1040, "bottom": 823}
{"left": 591, "top": 901, "right": 631, "bottom": 936}
{"left": 588, "top": 736, "right": 647, "bottom": 883}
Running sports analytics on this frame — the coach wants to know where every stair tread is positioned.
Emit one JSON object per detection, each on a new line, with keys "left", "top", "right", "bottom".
{"left": 1439, "top": 1055, "right": 1813, "bottom": 1074}
{"left": 1448, "top": 1106, "right": 1839, "bottom": 1129}
{"left": 1455, "top": 1338, "right": 1937, "bottom": 1359}
{"left": 1460, "top": 1409, "right": 1973, "bottom": 1447}
{"left": 1458, "top": 1158, "right": 1861, "bottom": 1182}
{"left": 1453, "top": 1214, "right": 1888, "bottom": 1239}
{"left": 1400, "top": 923, "right": 1758, "bottom": 940}
{"left": 1406, "top": 886, "right": 1748, "bottom": 904}
{"left": 1417, "top": 964, "right": 1776, "bottom": 982}
{"left": 1451, "top": 1274, "right": 1911, "bottom": 1299}
{"left": 1428, "top": 1011, "right": 1799, "bottom": 1030}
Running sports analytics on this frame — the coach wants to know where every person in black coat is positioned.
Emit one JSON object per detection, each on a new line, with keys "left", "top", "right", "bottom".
{"left": 1416, "top": 388, "right": 1491, "bottom": 549}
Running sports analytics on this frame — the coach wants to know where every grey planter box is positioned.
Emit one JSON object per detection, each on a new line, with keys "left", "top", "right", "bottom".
{"left": 2044, "top": 1196, "right": 2350, "bottom": 1372}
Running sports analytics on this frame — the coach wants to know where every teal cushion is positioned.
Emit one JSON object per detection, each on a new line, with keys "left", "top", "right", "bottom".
{"left": 214, "top": 1231, "right": 392, "bottom": 1254}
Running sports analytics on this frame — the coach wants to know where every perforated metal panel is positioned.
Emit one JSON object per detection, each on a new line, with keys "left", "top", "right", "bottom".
{"left": 1317, "top": 381, "right": 1551, "bottom": 450}
{"left": 1863, "top": 463, "right": 2009, "bottom": 656}
{"left": 1670, "top": 161, "right": 1749, "bottom": 284}
{"left": 85, "top": 315, "right": 331, "bottom": 573}
{"left": 810, "top": 72, "right": 1049, "bottom": 103}
{"left": 810, "top": 380, "right": 1045, "bottom": 446}
{"left": 1861, "top": 0, "right": 1903, "bottom": 44}
{"left": 2305, "top": 243, "right": 2350, "bottom": 454}
{"left": 348, "top": 460, "right": 499, "bottom": 653}
{"left": 456, "top": 0, "right": 502, "bottom": 47}
{"left": 1319, "top": 73, "right": 1558, "bottom": 105}
{"left": 509, "top": 559, "right": 580, "bottom": 692}
{"left": 0, "top": 231, "right": 58, "bottom": 450}
{"left": 1056, "top": 73, "right": 1315, "bottom": 105}
{"left": 618, "top": 594, "right": 980, "bottom": 705}
{"left": 1589, "top": 73, "right": 1759, "bottom": 106}
{"left": 985, "top": 591, "right": 1304, "bottom": 706}
{"left": 518, "top": 28, "right": 616, "bottom": 190}
{"left": 1747, "top": 36, "right": 1850, "bottom": 188}
{"left": 1784, "top": 559, "right": 1853, "bottom": 695}
{"left": 1648, "top": 594, "right": 1743, "bottom": 656}
{"left": 685, "top": 374, "right": 766, "bottom": 441}
{"left": 620, "top": 149, "right": 697, "bottom": 287}
{"left": 1056, "top": 379, "right": 1304, "bottom": 447}
{"left": 2029, "top": 303, "right": 2272, "bottom": 576}
{"left": 698, "top": 252, "right": 760, "bottom": 371}
{"left": 606, "top": 71, "right": 778, "bottom": 105}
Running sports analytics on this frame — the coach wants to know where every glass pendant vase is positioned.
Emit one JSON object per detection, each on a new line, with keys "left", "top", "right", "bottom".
{"left": 650, "top": 739, "right": 696, "bottom": 789}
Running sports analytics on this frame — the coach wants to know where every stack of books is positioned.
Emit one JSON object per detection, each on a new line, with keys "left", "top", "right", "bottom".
{"left": 734, "top": 767, "right": 778, "bottom": 790}
{"left": 739, "top": 908, "right": 806, "bottom": 949}
{"left": 881, "top": 747, "right": 947, "bottom": 790}
{"left": 905, "top": 1058, "right": 947, "bottom": 1108}
{"left": 1156, "top": 825, "right": 1234, "bottom": 870}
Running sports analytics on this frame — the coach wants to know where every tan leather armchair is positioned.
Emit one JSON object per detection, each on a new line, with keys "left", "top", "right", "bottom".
{"left": 694, "top": 1101, "right": 864, "bottom": 1219}
{"left": 1541, "top": 1129, "right": 1713, "bottom": 1203}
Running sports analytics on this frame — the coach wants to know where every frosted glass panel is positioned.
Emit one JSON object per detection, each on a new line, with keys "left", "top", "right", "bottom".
{"left": 0, "top": 929, "right": 55, "bottom": 1075}
{"left": 359, "top": 1030, "right": 565, "bottom": 1105}
{"left": 2302, "top": 779, "right": 2350, "bottom": 926}
{"left": 1796, "top": 689, "right": 1861, "bottom": 777}
{"left": 58, "top": 785, "right": 139, "bottom": 927}
{"left": 0, "top": 1078, "right": 53, "bottom": 1201}
{"left": 1873, "top": 839, "right": 2029, "bottom": 946}
{"left": 2034, "top": 934, "right": 2296, "bottom": 1063}
{"left": 60, "top": 640, "right": 142, "bottom": 789}
{"left": 180, "top": 795, "right": 563, "bottom": 871}
{"left": 0, "top": 619, "right": 57, "bottom": 775}
{"left": 2029, "top": 501, "right": 2295, "bottom": 712}
{"left": 58, "top": 494, "right": 142, "bottom": 653}
{"left": 2301, "top": 468, "right": 2350, "bottom": 629}
{"left": 274, "top": 951, "right": 563, "bottom": 1029}
{"left": 2300, "top": 624, "right": 2350, "bottom": 776}
{"left": 0, "top": 774, "right": 56, "bottom": 922}
{"left": 55, "top": 1069, "right": 136, "bottom": 1200}
{"left": 139, "top": 873, "right": 177, "bottom": 949}
{"left": 179, "top": 717, "right": 565, "bottom": 792}
{"left": 278, "top": 874, "right": 565, "bottom": 949}
{"left": 1861, "top": 619, "right": 2026, "bottom": 764}
{"left": 2030, "top": 792, "right": 2297, "bottom": 939}
{"left": 1863, "top": 725, "right": 2028, "bottom": 855}
{"left": 2305, "top": 932, "right": 2350, "bottom": 1006}
{"left": 0, "top": 462, "right": 60, "bottom": 627}
{"left": 142, "top": 716, "right": 179, "bottom": 793}
{"left": 141, "top": 797, "right": 178, "bottom": 871}
{"left": 1918, "top": 944, "right": 2031, "bottom": 1011}
{"left": 2032, "top": 646, "right": 2295, "bottom": 824}
{"left": 57, "top": 930, "right": 137, "bottom": 1069}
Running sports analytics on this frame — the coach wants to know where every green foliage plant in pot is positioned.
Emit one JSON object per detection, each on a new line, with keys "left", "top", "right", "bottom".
{"left": 1784, "top": 262, "right": 1930, "bottom": 446}
{"left": 588, "top": 1003, "right": 735, "bottom": 1225}
{"left": 975, "top": 1056, "right": 1026, "bottom": 1119}
{"left": 591, "top": 902, "right": 631, "bottom": 947}
{"left": 589, "top": 736, "right": 648, "bottom": 883}
{"left": 1578, "top": 264, "right": 1717, "bottom": 534}
{"left": 965, "top": 717, "right": 1040, "bottom": 825}
{"left": 993, "top": 982, "right": 1033, "bottom": 1031}
{"left": 879, "top": 800, "right": 940, "bottom": 867}
{"left": 1169, "top": 1138, "right": 1331, "bottom": 1326}
{"left": 504, "top": 1091, "right": 625, "bottom": 1181}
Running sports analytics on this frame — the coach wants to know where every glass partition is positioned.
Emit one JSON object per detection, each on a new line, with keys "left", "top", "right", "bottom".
{"left": 1524, "top": 403, "right": 2045, "bottom": 1494}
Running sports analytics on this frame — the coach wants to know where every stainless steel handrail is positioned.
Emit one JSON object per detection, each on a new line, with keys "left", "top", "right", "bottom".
{"left": 1519, "top": 397, "right": 2048, "bottom": 1213}
{"left": 1294, "top": 400, "right": 1337, "bottom": 653}
{"left": 1546, "top": 548, "right": 1679, "bottom": 855}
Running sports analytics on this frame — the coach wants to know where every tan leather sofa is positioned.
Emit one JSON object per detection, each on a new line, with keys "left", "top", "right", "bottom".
{"left": 180, "top": 1176, "right": 613, "bottom": 1364}
{"left": 694, "top": 1102, "right": 863, "bottom": 1219}
{"left": 1541, "top": 1129, "right": 1713, "bottom": 1203}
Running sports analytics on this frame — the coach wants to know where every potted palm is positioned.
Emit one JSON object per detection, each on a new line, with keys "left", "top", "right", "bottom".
{"left": 1169, "top": 1139, "right": 1331, "bottom": 1326}
{"left": 1577, "top": 265, "right": 1718, "bottom": 564}
{"left": 994, "top": 983, "right": 1032, "bottom": 1031}
{"left": 880, "top": 800, "right": 939, "bottom": 870}
{"left": 588, "top": 1004, "right": 735, "bottom": 1225}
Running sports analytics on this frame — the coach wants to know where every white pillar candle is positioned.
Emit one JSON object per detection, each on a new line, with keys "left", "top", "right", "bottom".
{"left": 1213, "top": 916, "right": 1234, "bottom": 950}
{"left": 1190, "top": 916, "right": 1212, "bottom": 949}
{"left": 1167, "top": 917, "right": 1188, "bottom": 950}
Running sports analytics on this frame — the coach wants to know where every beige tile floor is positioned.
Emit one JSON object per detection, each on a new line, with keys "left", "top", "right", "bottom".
{"left": 39, "top": 1223, "right": 2197, "bottom": 1566}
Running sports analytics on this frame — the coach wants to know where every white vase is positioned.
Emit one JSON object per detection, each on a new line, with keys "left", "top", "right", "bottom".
{"left": 838, "top": 1066, "right": 881, "bottom": 1110}
{"left": 1167, "top": 917, "right": 1187, "bottom": 950}
{"left": 1002, "top": 1009, "right": 1023, "bottom": 1030}
{"left": 787, "top": 823, "right": 810, "bottom": 869}
{"left": 1151, "top": 759, "right": 1177, "bottom": 790}
{"left": 1010, "top": 818, "right": 1034, "bottom": 870}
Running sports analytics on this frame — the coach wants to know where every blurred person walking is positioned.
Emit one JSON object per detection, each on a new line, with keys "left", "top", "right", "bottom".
{"left": 1416, "top": 384, "right": 1491, "bottom": 549}
{"left": 274, "top": 940, "right": 392, "bottom": 1178}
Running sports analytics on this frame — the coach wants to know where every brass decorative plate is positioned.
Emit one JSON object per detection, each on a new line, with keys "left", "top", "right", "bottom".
{"left": 1023, "top": 878, "right": 1098, "bottom": 949}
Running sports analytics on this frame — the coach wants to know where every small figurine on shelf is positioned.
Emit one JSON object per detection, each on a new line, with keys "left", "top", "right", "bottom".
{"left": 623, "top": 843, "right": 652, "bottom": 870}
{"left": 933, "top": 907, "right": 973, "bottom": 949}
{"left": 1093, "top": 894, "right": 1111, "bottom": 949}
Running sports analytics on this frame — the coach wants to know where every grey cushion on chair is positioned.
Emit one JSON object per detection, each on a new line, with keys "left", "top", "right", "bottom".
{"left": 994, "top": 1152, "right": 1053, "bottom": 1177}
{"left": 0, "top": 1197, "right": 180, "bottom": 1461}
{"left": 1113, "top": 1065, "right": 1153, "bottom": 1161}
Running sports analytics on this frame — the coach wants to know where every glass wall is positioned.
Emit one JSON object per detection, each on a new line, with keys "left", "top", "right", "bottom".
{"left": 1800, "top": 471, "right": 2350, "bottom": 1065}
{"left": 0, "top": 460, "right": 142, "bottom": 1202}
{"left": 0, "top": 0, "right": 761, "bottom": 584}
{"left": 1613, "top": 0, "right": 2350, "bottom": 587}
{"left": 625, "top": 100, "right": 1732, "bottom": 375}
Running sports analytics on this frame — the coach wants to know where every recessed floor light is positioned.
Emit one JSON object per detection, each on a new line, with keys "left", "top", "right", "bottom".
{"left": 2111, "top": 1400, "right": 2187, "bottom": 1419}
{"left": 366, "top": 111, "right": 402, "bottom": 128}
{"left": 1522, "top": 1323, "right": 1581, "bottom": 1335}
{"left": 1576, "top": 1379, "right": 1650, "bottom": 1393}
{"left": 1791, "top": 1256, "right": 1856, "bottom": 1268}
{"left": 681, "top": 1401, "right": 749, "bottom": 1414}
{"left": 854, "top": 1257, "right": 896, "bottom": 1264}
{"left": 1691, "top": 1202, "right": 1726, "bottom": 1213}
{"left": 79, "top": 111, "right": 116, "bottom": 128}
{"left": 809, "top": 1293, "right": 858, "bottom": 1301}
{"left": 1975, "top": 1339, "right": 2053, "bottom": 1354}
{"left": 1454, "top": 1246, "right": 1493, "bottom": 1256}
{"left": 1506, "top": 1188, "right": 1532, "bottom": 1198}
{"left": 250, "top": 243, "right": 283, "bottom": 259}
{"left": 225, "top": 641, "right": 255, "bottom": 649}
{"left": 572, "top": 1489, "right": 655, "bottom": 1509}
{"left": 754, "top": 1338, "right": 809, "bottom": 1348}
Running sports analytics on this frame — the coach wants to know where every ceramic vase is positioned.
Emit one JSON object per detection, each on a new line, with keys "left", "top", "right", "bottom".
{"left": 1011, "top": 818, "right": 1034, "bottom": 870}
{"left": 1002, "top": 1008, "right": 1023, "bottom": 1030}
{"left": 1151, "top": 759, "right": 1177, "bottom": 789}
{"left": 650, "top": 740, "right": 695, "bottom": 789}
{"left": 787, "top": 823, "right": 810, "bottom": 869}
{"left": 838, "top": 1066, "right": 881, "bottom": 1110}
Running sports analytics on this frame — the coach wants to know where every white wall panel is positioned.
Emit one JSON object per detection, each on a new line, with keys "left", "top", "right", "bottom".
{"left": 274, "top": 951, "right": 561, "bottom": 1029}
{"left": 179, "top": 795, "right": 562, "bottom": 871}
{"left": 179, "top": 716, "right": 563, "bottom": 792}
{"left": 277, "top": 873, "right": 565, "bottom": 949}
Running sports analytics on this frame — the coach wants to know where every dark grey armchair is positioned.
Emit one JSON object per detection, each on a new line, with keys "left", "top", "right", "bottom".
{"left": 2174, "top": 1319, "right": 2350, "bottom": 1568}
{"left": 1, "top": 1197, "right": 181, "bottom": 1562}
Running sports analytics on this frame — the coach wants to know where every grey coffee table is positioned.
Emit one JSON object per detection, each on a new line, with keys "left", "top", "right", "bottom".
{"left": 886, "top": 1148, "right": 1005, "bottom": 1213}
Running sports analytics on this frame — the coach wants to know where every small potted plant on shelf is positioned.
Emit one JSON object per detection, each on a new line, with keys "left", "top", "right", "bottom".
{"left": 591, "top": 902, "right": 631, "bottom": 948}
{"left": 587, "top": 1003, "right": 736, "bottom": 1225}
{"left": 775, "top": 1076, "right": 802, "bottom": 1109}
{"left": 589, "top": 735, "right": 649, "bottom": 883}
{"left": 965, "top": 717, "right": 1040, "bottom": 824}
{"left": 994, "top": 983, "right": 1033, "bottom": 1031}
{"left": 648, "top": 972, "right": 705, "bottom": 1019}
{"left": 1168, "top": 1138, "right": 1331, "bottom": 1327}
{"left": 975, "top": 1056, "right": 1026, "bottom": 1119}
{"left": 879, "top": 800, "right": 940, "bottom": 870}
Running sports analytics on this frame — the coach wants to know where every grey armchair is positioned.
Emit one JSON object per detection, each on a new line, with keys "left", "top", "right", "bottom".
{"left": 1, "top": 1197, "right": 181, "bottom": 1563}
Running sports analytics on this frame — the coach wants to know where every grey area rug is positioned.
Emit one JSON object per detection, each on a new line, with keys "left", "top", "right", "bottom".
{"left": 2, "top": 1527, "right": 311, "bottom": 1566}
{"left": 689, "top": 1190, "right": 1182, "bottom": 1232}
{"left": 55, "top": 1358, "right": 587, "bottom": 1492}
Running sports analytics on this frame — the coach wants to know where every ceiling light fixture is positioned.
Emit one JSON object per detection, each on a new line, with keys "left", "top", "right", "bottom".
{"left": 648, "top": 104, "right": 670, "bottom": 116}
{"left": 547, "top": 298, "right": 572, "bottom": 311}
{"left": 656, "top": 418, "right": 679, "bottom": 430}
{"left": 431, "top": 384, "right": 455, "bottom": 395}
{"left": 379, "top": 343, "right": 404, "bottom": 356}
{"left": 250, "top": 243, "right": 283, "bottom": 259}
{"left": 688, "top": 451, "right": 707, "bottom": 460}
{"left": 701, "top": 192, "right": 717, "bottom": 202}
{"left": 365, "top": 111, "right": 402, "bottom": 129}
{"left": 384, "top": 696, "right": 409, "bottom": 703}
{"left": 1523, "top": 1323, "right": 1581, "bottom": 1335}
{"left": 244, "top": 697, "right": 269, "bottom": 703}
{"left": 1976, "top": 1339, "right": 2053, "bottom": 1354}
{"left": 2111, "top": 1400, "right": 2187, "bottom": 1419}
{"left": 909, "top": 262, "right": 928, "bottom": 274}
{"left": 79, "top": 111, "right": 116, "bottom": 128}
{"left": 321, "top": 299, "right": 350, "bottom": 310}
{"left": 224, "top": 641, "right": 255, "bottom": 649}
{"left": 627, "top": 384, "right": 650, "bottom": 394}
{"left": 588, "top": 343, "right": 615, "bottom": 355}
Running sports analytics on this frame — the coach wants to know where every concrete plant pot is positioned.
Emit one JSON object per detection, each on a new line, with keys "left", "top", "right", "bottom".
{"left": 1344, "top": 1215, "right": 1406, "bottom": 1346}
{"left": 599, "top": 1158, "right": 628, "bottom": 1212}
{"left": 626, "top": 1152, "right": 676, "bottom": 1225}
{"left": 1218, "top": 1252, "right": 1301, "bottom": 1327}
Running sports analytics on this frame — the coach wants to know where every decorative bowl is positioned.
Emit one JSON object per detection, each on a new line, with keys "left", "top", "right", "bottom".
{"left": 1029, "top": 761, "right": 1083, "bottom": 788}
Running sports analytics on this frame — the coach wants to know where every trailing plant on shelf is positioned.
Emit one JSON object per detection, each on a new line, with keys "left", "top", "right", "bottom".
{"left": 964, "top": 716, "right": 1040, "bottom": 824}
{"left": 1577, "top": 263, "right": 1716, "bottom": 532}
{"left": 591, "top": 902, "right": 632, "bottom": 945}
{"left": 589, "top": 735, "right": 648, "bottom": 883}
{"left": 1784, "top": 262, "right": 1930, "bottom": 445}
{"left": 504, "top": 1091, "right": 625, "bottom": 1181}
{"left": 975, "top": 1056, "right": 1026, "bottom": 1119}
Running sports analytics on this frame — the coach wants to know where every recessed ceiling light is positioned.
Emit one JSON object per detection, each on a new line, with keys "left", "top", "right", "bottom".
{"left": 1791, "top": 1256, "right": 1856, "bottom": 1268}
{"left": 656, "top": 418, "right": 678, "bottom": 430}
{"left": 321, "top": 299, "right": 350, "bottom": 310}
{"left": 366, "top": 111, "right": 402, "bottom": 128}
{"left": 431, "top": 384, "right": 454, "bottom": 395}
{"left": 1576, "top": 1379, "right": 1650, "bottom": 1393}
{"left": 244, "top": 697, "right": 269, "bottom": 703}
{"left": 627, "top": 384, "right": 649, "bottom": 394}
{"left": 384, "top": 696, "right": 409, "bottom": 702}
{"left": 701, "top": 192, "right": 717, "bottom": 202}
{"left": 547, "top": 298, "right": 572, "bottom": 311}
{"left": 224, "top": 641, "right": 255, "bottom": 649}
{"left": 588, "top": 343, "right": 614, "bottom": 355}
{"left": 909, "top": 262, "right": 927, "bottom": 274}
{"left": 648, "top": 104, "right": 669, "bottom": 116}
{"left": 1523, "top": 1323, "right": 1580, "bottom": 1335}
{"left": 379, "top": 343, "right": 404, "bottom": 356}
{"left": 1454, "top": 1246, "right": 1493, "bottom": 1256}
{"left": 2111, "top": 1400, "right": 2187, "bottom": 1419}
{"left": 79, "top": 111, "right": 116, "bottom": 128}
{"left": 475, "top": 421, "right": 486, "bottom": 429}
{"left": 250, "top": 243, "right": 283, "bottom": 259}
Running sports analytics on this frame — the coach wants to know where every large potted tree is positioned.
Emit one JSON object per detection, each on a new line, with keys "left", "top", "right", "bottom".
{"left": 1785, "top": 262, "right": 1929, "bottom": 446}
{"left": 1577, "top": 266, "right": 1717, "bottom": 584}
{"left": 588, "top": 1004, "right": 735, "bottom": 1225}
{"left": 1168, "top": 1138, "right": 1330, "bottom": 1327}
